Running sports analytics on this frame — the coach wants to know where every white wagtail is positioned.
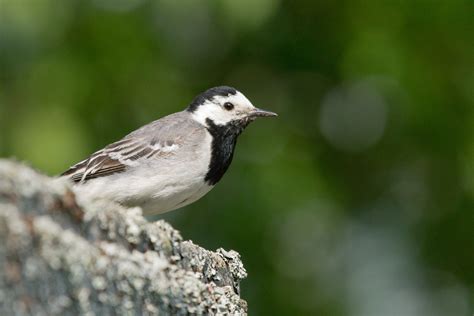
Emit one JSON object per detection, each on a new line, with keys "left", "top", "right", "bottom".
{"left": 61, "top": 86, "right": 277, "bottom": 215}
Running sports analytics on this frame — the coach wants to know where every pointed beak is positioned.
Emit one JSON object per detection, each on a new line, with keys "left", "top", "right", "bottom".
{"left": 248, "top": 108, "right": 278, "bottom": 118}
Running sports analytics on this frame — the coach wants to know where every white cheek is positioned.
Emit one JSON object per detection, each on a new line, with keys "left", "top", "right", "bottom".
{"left": 192, "top": 103, "right": 234, "bottom": 126}
{"left": 191, "top": 92, "right": 255, "bottom": 126}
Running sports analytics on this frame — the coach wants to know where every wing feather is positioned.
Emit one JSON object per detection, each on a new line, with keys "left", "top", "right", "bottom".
{"left": 61, "top": 137, "right": 179, "bottom": 183}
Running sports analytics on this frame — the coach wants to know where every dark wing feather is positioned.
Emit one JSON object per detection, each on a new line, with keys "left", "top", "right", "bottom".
{"left": 61, "top": 137, "right": 178, "bottom": 183}
{"left": 63, "top": 155, "right": 127, "bottom": 183}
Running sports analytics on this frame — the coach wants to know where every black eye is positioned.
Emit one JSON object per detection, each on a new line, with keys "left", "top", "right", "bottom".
{"left": 223, "top": 102, "right": 234, "bottom": 111}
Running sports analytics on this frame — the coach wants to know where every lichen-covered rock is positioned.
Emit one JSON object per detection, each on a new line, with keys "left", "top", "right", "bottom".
{"left": 0, "top": 160, "right": 247, "bottom": 315}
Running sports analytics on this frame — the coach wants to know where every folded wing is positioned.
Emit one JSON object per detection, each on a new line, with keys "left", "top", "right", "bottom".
{"left": 61, "top": 137, "right": 179, "bottom": 183}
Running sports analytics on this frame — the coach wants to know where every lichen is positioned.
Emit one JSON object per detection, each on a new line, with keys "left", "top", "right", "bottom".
{"left": 0, "top": 160, "right": 247, "bottom": 315}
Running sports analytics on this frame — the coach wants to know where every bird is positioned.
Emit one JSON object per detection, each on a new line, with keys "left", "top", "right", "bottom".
{"left": 61, "top": 86, "right": 277, "bottom": 216}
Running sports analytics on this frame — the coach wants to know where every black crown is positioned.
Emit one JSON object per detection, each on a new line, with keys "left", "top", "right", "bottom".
{"left": 187, "top": 86, "right": 237, "bottom": 112}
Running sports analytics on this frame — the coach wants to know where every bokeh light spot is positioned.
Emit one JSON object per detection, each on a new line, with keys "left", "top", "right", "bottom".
{"left": 152, "top": 0, "right": 227, "bottom": 63}
{"left": 92, "top": 0, "right": 145, "bottom": 12}
{"left": 218, "top": 0, "right": 280, "bottom": 29}
{"left": 10, "top": 108, "right": 88, "bottom": 175}
{"left": 319, "top": 80, "right": 388, "bottom": 152}
{"left": 0, "top": 0, "right": 72, "bottom": 47}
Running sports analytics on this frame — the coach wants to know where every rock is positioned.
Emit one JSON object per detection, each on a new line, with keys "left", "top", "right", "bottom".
{"left": 0, "top": 160, "right": 247, "bottom": 315}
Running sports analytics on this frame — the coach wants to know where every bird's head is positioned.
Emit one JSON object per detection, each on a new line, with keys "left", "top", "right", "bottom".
{"left": 187, "top": 86, "right": 277, "bottom": 129}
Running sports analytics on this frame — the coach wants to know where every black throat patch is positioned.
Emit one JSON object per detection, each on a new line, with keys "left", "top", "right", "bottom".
{"left": 204, "top": 118, "right": 250, "bottom": 185}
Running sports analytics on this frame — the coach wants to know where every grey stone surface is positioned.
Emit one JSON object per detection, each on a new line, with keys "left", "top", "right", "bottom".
{"left": 0, "top": 160, "right": 247, "bottom": 315}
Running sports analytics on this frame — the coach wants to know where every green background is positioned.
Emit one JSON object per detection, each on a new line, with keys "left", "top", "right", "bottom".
{"left": 1, "top": 0, "right": 473, "bottom": 315}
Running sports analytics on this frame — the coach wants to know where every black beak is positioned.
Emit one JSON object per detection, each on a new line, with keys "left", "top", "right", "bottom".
{"left": 248, "top": 108, "right": 278, "bottom": 118}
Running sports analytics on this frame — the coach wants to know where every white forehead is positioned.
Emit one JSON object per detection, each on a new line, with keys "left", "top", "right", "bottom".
{"left": 212, "top": 91, "right": 254, "bottom": 109}
{"left": 191, "top": 91, "right": 255, "bottom": 126}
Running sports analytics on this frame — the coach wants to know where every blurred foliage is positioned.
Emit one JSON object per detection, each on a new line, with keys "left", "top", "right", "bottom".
{"left": 1, "top": 0, "right": 473, "bottom": 315}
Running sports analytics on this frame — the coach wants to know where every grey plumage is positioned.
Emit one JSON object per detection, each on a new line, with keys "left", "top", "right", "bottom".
{"left": 63, "top": 112, "right": 202, "bottom": 183}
